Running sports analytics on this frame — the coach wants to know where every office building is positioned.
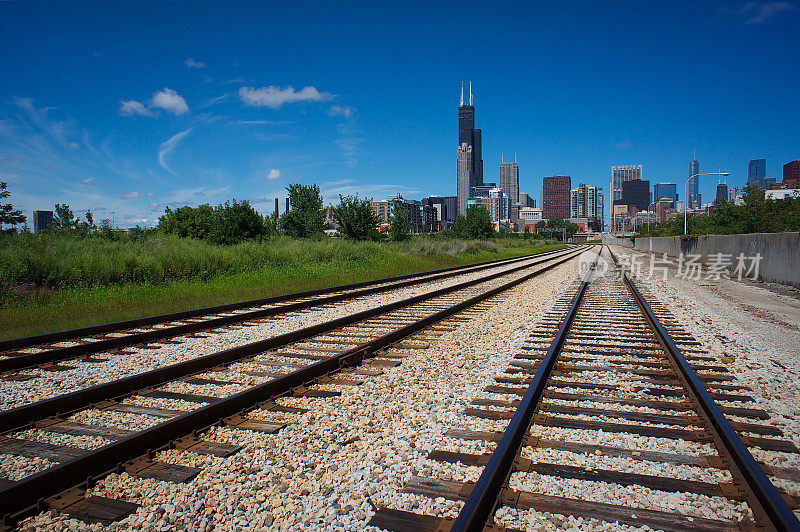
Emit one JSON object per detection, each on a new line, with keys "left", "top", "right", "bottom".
{"left": 748, "top": 158, "right": 766, "bottom": 183}
{"left": 621, "top": 179, "right": 650, "bottom": 212}
{"left": 519, "top": 207, "right": 543, "bottom": 225}
{"left": 716, "top": 182, "right": 728, "bottom": 202}
{"left": 729, "top": 186, "right": 744, "bottom": 205}
{"left": 569, "top": 183, "right": 603, "bottom": 232}
{"left": 470, "top": 183, "right": 498, "bottom": 198}
{"left": 467, "top": 187, "right": 508, "bottom": 223}
{"left": 653, "top": 182, "right": 677, "bottom": 208}
{"left": 520, "top": 192, "right": 536, "bottom": 208}
{"left": 611, "top": 164, "right": 642, "bottom": 205}
{"left": 783, "top": 160, "right": 800, "bottom": 186}
{"left": 422, "top": 195, "right": 458, "bottom": 227}
{"left": 752, "top": 177, "right": 776, "bottom": 190}
{"left": 456, "top": 82, "right": 483, "bottom": 215}
{"left": 541, "top": 175, "right": 571, "bottom": 220}
{"left": 499, "top": 159, "right": 519, "bottom": 205}
{"left": 688, "top": 159, "right": 701, "bottom": 209}
{"left": 33, "top": 210, "right": 54, "bottom": 235}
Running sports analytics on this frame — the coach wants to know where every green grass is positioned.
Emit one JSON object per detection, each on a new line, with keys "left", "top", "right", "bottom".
{"left": 0, "top": 235, "right": 562, "bottom": 340}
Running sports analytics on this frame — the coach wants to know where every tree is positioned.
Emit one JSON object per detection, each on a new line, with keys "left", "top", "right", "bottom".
{"left": 453, "top": 205, "right": 493, "bottom": 239}
{"left": 332, "top": 194, "right": 379, "bottom": 240}
{"left": 52, "top": 204, "right": 78, "bottom": 232}
{"left": 157, "top": 204, "right": 214, "bottom": 239}
{"left": 281, "top": 184, "right": 324, "bottom": 238}
{"left": 388, "top": 200, "right": 411, "bottom": 241}
{"left": 209, "top": 199, "right": 268, "bottom": 245}
{"left": 0, "top": 181, "right": 26, "bottom": 232}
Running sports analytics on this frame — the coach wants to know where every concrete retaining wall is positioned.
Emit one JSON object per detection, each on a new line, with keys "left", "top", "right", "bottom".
{"left": 601, "top": 232, "right": 800, "bottom": 287}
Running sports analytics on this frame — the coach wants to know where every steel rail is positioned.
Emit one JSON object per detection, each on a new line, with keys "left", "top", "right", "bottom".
{"left": 612, "top": 249, "right": 800, "bottom": 532}
{"left": 449, "top": 247, "right": 602, "bottom": 531}
{"left": 0, "top": 248, "right": 570, "bottom": 372}
{"left": 0, "top": 246, "right": 593, "bottom": 527}
{"left": 0, "top": 247, "right": 586, "bottom": 435}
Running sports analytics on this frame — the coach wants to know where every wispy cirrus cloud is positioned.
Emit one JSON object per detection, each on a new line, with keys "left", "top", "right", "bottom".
{"left": 157, "top": 128, "right": 192, "bottom": 175}
{"left": 722, "top": 2, "right": 796, "bottom": 24}
{"left": 238, "top": 85, "right": 332, "bottom": 109}
{"left": 184, "top": 57, "right": 206, "bottom": 69}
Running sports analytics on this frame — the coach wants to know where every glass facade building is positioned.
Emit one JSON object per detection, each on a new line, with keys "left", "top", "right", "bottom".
{"left": 688, "top": 159, "right": 700, "bottom": 209}
{"left": 748, "top": 158, "right": 766, "bottom": 183}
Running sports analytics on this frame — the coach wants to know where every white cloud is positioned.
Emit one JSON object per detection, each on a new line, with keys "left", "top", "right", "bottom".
{"left": 149, "top": 88, "right": 189, "bottom": 115}
{"left": 123, "top": 191, "right": 141, "bottom": 199}
{"left": 119, "top": 100, "right": 155, "bottom": 117}
{"left": 158, "top": 128, "right": 193, "bottom": 175}
{"left": 266, "top": 169, "right": 281, "bottom": 180}
{"left": 725, "top": 1, "right": 796, "bottom": 23}
{"left": 184, "top": 57, "right": 206, "bottom": 69}
{"left": 238, "top": 85, "right": 331, "bottom": 109}
{"left": 328, "top": 105, "right": 354, "bottom": 118}
{"left": 69, "top": 141, "right": 80, "bottom": 149}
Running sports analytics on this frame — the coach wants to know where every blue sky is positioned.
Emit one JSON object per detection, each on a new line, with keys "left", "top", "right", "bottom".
{"left": 1, "top": 1, "right": 798, "bottom": 227}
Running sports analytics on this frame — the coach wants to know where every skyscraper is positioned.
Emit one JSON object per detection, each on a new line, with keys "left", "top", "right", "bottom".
{"left": 622, "top": 179, "right": 650, "bottom": 211}
{"left": 748, "top": 158, "right": 766, "bottom": 183}
{"left": 569, "top": 183, "right": 603, "bottom": 231}
{"left": 611, "top": 165, "right": 642, "bottom": 205}
{"left": 456, "top": 82, "right": 483, "bottom": 215}
{"left": 541, "top": 175, "right": 571, "bottom": 219}
{"left": 653, "top": 182, "right": 677, "bottom": 208}
{"left": 688, "top": 159, "right": 700, "bottom": 209}
{"left": 499, "top": 158, "right": 519, "bottom": 204}
{"left": 716, "top": 182, "right": 728, "bottom": 202}
{"left": 519, "top": 193, "right": 536, "bottom": 208}
{"left": 784, "top": 160, "right": 800, "bottom": 186}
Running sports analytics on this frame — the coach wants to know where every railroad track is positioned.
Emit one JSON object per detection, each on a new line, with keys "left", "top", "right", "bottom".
{"left": 0, "top": 247, "right": 570, "bottom": 374}
{"left": 0, "top": 244, "right": 590, "bottom": 528}
{"left": 370, "top": 246, "right": 800, "bottom": 531}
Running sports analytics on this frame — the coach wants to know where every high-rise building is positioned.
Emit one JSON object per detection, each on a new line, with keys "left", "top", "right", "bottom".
{"left": 783, "top": 160, "right": 800, "bottom": 186}
{"left": 456, "top": 82, "right": 483, "bottom": 215}
{"left": 499, "top": 159, "right": 519, "bottom": 205}
{"left": 716, "top": 182, "right": 728, "bottom": 202}
{"left": 541, "top": 175, "right": 571, "bottom": 220}
{"left": 611, "top": 165, "right": 642, "bottom": 205}
{"left": 519, "top": 192, "right": 536, "bottom": 208}
{"left": 33, "top": 210, "right": 54, "bottom": 235}
{"left": 748, "top": 158, "right": 766, "bottom": 183}
{"left": 653, "top": 182, "right": 677, "bottom": 208}
{"left": 622, "top": 179, "right": 650, "bottom": 211}
{"left": 688, "top": 159, "right": 700, "bottom": 209}
{"left": 729, "top": 186, "right": 744, "bottom": 205}
{"left": 569, "top": 183, "right": 603, "bottom": 231}
{"left": 752, "top": 177, "right": 776, "bottom": 190}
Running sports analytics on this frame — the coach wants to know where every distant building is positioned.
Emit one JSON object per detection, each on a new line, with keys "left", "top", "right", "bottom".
{"left": 33, "top": 210, "right": 54, "bottom": 235}
{"left": 541, "top": 175, "right": 571, "bottom": 220}
{"left": 456, "top": 82, "right": 483, "bottom": 215}
{"left": 422, "top": 195, "right": 458, "bottom": 229}
{"left": 569, "top": 183, "right": 603, "bottom": 232}
{"left": 766, "top": 188, "right": 800, "bottom": 200}
{"left": 467, "top": 188, "right": 507, "bottom": 223}
{"left": 621, "top": 179, "right": 650, "bottom": 212}
{"left": 499, "top": 160, "right": 519, "bottom": 205}
{"left": 752, "top": 177, "right": 776, "bottom": 190}
{"left": 519, "top": 207, "right": 542, "bottom": 225}
{"left": 371, "top": 200, "right": 390, "bottom": 224}
{"left": 519, "top": 192, "right": 536, "bottom": 208}
{"left": 688, "top": 159, "right": 701, "bottom": 209}
{"left": 729, "top": 186, "right": 743, "bottom": 205}
{"left": 653, "top": 182, "right": 677, "bottom": 208}
{"left": 783, "top": 160, "right": 800, "bottom": 186}
{"left": 748, "top": 158, "right": 766, "bottom": 183}
{"left": 715, "top": 182, "right": 728, "bottom": 202}
{"left": 611, "top": 164, "right": 642, "bottom": 205}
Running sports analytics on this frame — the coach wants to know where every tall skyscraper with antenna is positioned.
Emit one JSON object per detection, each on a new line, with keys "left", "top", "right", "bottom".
{"left": 457, "top": 81, "right": 483, "bottom": 215}
{"left": 688, "top": 158, "right": 700, "bottom": 209}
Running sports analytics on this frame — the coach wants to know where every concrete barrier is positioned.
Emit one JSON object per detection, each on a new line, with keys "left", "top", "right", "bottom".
{"left": 601, "top": 232, "right": 800, "bottom": 287}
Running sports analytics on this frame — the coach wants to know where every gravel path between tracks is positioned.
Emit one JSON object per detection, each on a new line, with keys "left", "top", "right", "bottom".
{"left": 0, "top": 254, "right": 568, "bottom": 411}
{"left": 16, "top": 252, "right": 589, "bottom": 531}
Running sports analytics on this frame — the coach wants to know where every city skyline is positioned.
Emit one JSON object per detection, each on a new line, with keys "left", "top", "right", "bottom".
{"left": 1, "top": 1, "right": 798, "bottom": 228}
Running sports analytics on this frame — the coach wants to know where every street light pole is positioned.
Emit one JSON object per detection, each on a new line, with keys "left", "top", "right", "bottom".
{"left": 684, "top": 172, "right": 730, "bottom": 235}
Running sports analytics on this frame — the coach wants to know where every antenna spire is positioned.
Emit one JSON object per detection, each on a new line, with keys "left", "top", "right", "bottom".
{"left": 469, "top": 81, "right": 473, "bottom": 106}
{"left": 515, "top": 152, "right": 517, "bottom": 163}
{"left": 460, "top": 81, "right": 464, "bottom": 106}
